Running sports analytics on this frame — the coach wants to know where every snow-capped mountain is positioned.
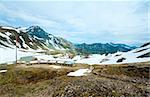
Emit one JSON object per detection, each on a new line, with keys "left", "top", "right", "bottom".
{"left": 0, "top": 25, "right": 136, "bottom": 55}
{"left": 0, "top": 26, "right": 74, "bottom": 51}
{"left": 75, "top": 43, "right": 136, "bottom": 54}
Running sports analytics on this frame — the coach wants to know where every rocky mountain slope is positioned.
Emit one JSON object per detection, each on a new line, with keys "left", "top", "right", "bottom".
{"left": 0, "top": 26, "right": 74, "bottom": 52}
{"left": 75, "top": 43, "right": 136, "bottom": 54}
{"left": 0, "top": 25, "right": 137, "bottom": 56}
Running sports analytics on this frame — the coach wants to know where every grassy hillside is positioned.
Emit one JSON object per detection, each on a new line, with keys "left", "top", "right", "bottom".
{"left": 0, "top": 62, "right": 149, "bottom": 97}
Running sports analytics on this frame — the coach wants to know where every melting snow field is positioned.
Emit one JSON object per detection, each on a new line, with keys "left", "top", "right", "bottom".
{"left": 0, "top": 47, "right": 74, "bottom": 64}
{"left": 67, "top": 68, "right": 91, "bottom": 76}
{"left": 0, "top": 47, "right": 41, "bottom": 64}
{"left": 75, "top": 54, "right": 106, "bottom": 65}
{"left": 0, "top": 43, "right": 150, "bottom": 65}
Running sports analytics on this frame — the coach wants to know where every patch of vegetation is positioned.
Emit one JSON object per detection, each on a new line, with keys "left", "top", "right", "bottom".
{"left": 134, "top": 48, "right": 149, "bottom": 53}
{"left": 0, "top": 65, "right": 73, "bottom": 97}
{"left": 0, "top": 64, "right": 8, "bottom": 70}
{"left": 137, "top": 52, "right": 150, "bottom": 58}
{"left": 93, "top": 64, "right": 150, "bottom": 79}
{"left": 116, "top": 57, "right": 126, "bottom": 63}
{"left": 140, "top": 42, "right": 150, "bottom": 47}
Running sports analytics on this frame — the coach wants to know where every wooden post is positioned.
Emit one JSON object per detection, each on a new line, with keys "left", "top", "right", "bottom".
{"left": 15, "top": 35, "right": 19, "bottom": 64}
{"left": 16, "top": 42, "right": 17, "bottom": 64}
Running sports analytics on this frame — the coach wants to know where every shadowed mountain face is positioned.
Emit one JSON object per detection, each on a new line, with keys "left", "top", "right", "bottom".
{"left": 27, "top": 26, "right": 50, "bottom": 39}
{"left": 75, "top": 43, "right": 136, "bottom": 54}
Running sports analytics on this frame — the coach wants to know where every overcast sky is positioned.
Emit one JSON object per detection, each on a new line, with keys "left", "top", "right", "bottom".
{"left": 0, "top": 0, "right": 149, "bottom": 46}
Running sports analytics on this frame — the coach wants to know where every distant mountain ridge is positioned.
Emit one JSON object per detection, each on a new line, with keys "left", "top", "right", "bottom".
{"left": 75, "top": 43, "right": 136, "bottom": 54}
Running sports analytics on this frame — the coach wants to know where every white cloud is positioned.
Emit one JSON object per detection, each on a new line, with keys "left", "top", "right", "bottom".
{"left": 0, "top": 3, "right": 60, "bottom": 28}
{"left": 0, "top": 1, "right": 149, "bottom": 46}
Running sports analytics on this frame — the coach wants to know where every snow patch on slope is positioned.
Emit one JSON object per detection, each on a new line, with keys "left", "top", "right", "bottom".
{"left": 67, "top": 68, "right": 91, "bottom": 76}
{"left": 0, "top": 70, "right": 7, "bottom": 73}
